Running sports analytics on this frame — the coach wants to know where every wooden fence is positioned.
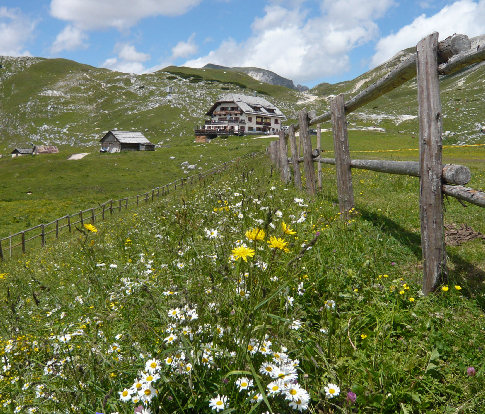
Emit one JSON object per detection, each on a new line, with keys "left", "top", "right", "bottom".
{"left": 0, "top": 152, "right": 260, "bottom": 262}
{"left": 268, "top": 32, "right": 485, "bottom": 295}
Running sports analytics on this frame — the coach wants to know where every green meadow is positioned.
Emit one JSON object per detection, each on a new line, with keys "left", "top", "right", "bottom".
{"left": 0, "top": 130, "right": 484, "bottom": 413}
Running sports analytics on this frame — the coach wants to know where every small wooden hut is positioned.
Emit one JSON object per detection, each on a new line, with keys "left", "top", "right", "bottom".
{"left": 100, "top": 131, "right": 155, "bottom": 153}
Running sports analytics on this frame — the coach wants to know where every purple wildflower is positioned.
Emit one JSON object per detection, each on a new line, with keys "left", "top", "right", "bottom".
{"left": 346, "top": 391, "right": 357, "bottom": 404}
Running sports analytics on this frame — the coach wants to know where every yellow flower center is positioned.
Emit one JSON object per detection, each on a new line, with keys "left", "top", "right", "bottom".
{"left": 290, "top": 389, "right": 297, "bottom": 395}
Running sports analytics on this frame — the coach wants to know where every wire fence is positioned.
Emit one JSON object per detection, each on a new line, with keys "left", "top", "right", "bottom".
{"left": 0, "top": 152, "right": 261, "bottom": 261}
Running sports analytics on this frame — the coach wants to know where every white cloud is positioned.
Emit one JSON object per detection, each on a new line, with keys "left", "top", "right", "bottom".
{"left": 51, "top": 25, "right": 88, "bottom": 53}
{"left": 171, "top": 33, "right": 198, "bottom": 59}
{"left": 372, "top": 0, "right": 485, "bottom": 66}
{"left": 50, "top": 0, "right": 202, "bottom": 30}
{"left": 102, "top": 43, "right": 151, "bottom": 74}
{"left": 118, "top": 44, "right": 150, "bottom": 62}
{"left": 0, "top": 7, "right": 36, "bottom": 56}
{"left": 184, "top": 0, "right": 395, "bottom": 85}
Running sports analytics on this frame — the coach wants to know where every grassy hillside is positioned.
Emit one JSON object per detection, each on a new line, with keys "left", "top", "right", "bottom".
{"left": 0, "top": 57, "right": 299, "bottom": 152}
{"left": 0, "top": 151, "right": 483, "bottom": 413}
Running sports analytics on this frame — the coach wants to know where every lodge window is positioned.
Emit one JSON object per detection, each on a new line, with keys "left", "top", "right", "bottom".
{"left": 274, "top": 119, "right": 279, "bottom": 124}
{"left": 248, "top": 127, "right": 254, "bottom": 131}
{"left": 248, "top": 117, "right": 252, "bottom": 122}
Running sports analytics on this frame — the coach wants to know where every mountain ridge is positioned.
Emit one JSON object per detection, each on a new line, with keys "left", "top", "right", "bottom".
{"left": 202, "top": 63, "right": 309, "bottom": 92}
{"left": 0, "top": 37, "right": 484, "bottom": 151}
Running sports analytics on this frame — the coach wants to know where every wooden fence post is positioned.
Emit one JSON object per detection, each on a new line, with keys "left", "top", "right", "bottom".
{"left": 91, "top": 208, "right": 95, "bottom": 223}
{"left": 67, "top": 215, "right": 71, "bottom": 232}
{"left": 288, "top": 125, "right": 302, "bottom": 189}
{"left": 299, "top": 110, "right": 316, "bottom": 195}
{"left": 56, "top": 219, "right": 59, "bottom": 238}
{"left": 119, "top": 199, "right": 122, "bottom": 211}
{"left": 110, "top": 200, "right": 113, "bottom": 215}
{"left": 41, "top": 225, "right": 45, "bottom": 247}
{"left": 102, "top": 204, "right": 106, "bottom": 220}
{"left": 331, "top": 94, "right": 354, "bottom": 214}
{"left": 21, "top": 232, "right": 26, "bottom": 253}
{"left": 0, "top": 239, "right": 3, "bottom": 261}
{"left": 417, "top": 32, "right": 446, "bottom": 294}
{"left": 279, "top": 130, "right": 291, "bottom": 183}
{"left": 79, "top": 210, "right": 84, "bottom": 226}
{"left": 317, "top": 123, "right": 322, "bottom": 189}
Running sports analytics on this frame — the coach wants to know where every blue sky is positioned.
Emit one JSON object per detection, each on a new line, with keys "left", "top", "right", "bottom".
{"left": 1, "top": 0, "right": 484, "bottom": 87}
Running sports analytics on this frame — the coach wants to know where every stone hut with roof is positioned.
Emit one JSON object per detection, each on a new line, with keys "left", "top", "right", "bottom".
{"left": 99, "top": 131, "right": 155, "bottom": 153}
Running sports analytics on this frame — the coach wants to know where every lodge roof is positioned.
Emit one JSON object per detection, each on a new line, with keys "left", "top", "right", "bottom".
{"left": 34, "top": 145, "right": 59, "bottom": 154}
{"left": 11, "top": 148, "right": 34, "bottom": 155}
{"left": 100, "top": 130, "right": 153, "bottom": 145}
{"left": 206, "top": 94, "right": 286, "bottom": 119}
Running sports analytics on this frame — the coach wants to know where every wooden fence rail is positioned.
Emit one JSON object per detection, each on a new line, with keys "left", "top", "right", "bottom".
{"left": 0, "top": 152, "right": 259, "bottom": 262}
{"left": 268, "top": 32, "right": 485, "bottom": 294}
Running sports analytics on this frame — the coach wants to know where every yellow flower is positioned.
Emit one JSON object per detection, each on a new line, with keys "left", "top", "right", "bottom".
{"left": 267, "top": 236, "right": 289, "bottom": 252}
{"left": 245, "top": 228, "right": 265, "bottom": 241}
{"left": 231, "top": 246, "right": 255, "bottom": 262}
{"left": 360, "top": 334, "right": 367, "bottom": 339}
{"left": 281, "top": 221, "right": 296, "bottom": 235}
{"left": 454, "top": 285, "right": 462, "bottom": 290}
{"left": 399, "top": 290, "right": 405, "bottom": 295}
{"left": 83, "top": 223, "right": 98, "bottom": 233}
{"left": 409, "top": 297, "right": 415, "bottom": 302}
{"left": 0, "top": 273, "right": 7, "bottom": 280}
{"left": 441, "top": 286, "right": 449, "bottom": 292}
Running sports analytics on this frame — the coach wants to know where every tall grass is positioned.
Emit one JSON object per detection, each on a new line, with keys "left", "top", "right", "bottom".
{"left": 0, "top": 154, "right": 483, "bottom": 413}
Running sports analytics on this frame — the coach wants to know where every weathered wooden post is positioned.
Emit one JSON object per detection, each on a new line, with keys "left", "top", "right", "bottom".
{"left": 279, "top": 130, "right": 291, "bottom": 183}
{"left": 102, "top": 204, "right": 106, "bottom": 220}
{"left": 110, "top": 200, "right": 113, "bottom": 215}
{"left": 67, "top": 215, "right": 71, "bottom": 232}
{"left": 299, "top": 110, "right": 316, "bottom": 195}
{"left": 91, "top": 208, "right": 95, "bottom": 223}
{"left": 417, "top": 32, "right": 446, "bottom": 294}
{"left": 55, "top": 219, "right": 59, "bottom": 238}
{"left": 0, "top": 239, "right": 3, "bottom": 261}
{"left": 316, "top": 124, "right": 322, "bottom": 189}
{"left": 288, "top": 125, "right": 302, "bottom": 189}
{"left": 41, "top": 225, "right": 45, "bottom": 247}
{"left": 79, "top": 210, "right": 84, "bottom": 226}
{"left": 21, "top": 232, "right": 26, "bottom": 253}
{"left": 331, "top": 94, "right": 354, "bottom": 214}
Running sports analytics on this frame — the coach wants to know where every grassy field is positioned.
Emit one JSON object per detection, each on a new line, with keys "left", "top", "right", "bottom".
{"left": 0, "top": 130, "right": 484, "bottom": 413}
{"left": 2, "top": 130, "right": 483, "bottom": 239}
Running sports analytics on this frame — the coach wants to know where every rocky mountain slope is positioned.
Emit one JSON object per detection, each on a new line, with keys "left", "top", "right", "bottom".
{"left": 0, "top": 36, "right": 484, "bottom": 152}
{"left": 203, "top": 63, "right": 309, "bottom": 91}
